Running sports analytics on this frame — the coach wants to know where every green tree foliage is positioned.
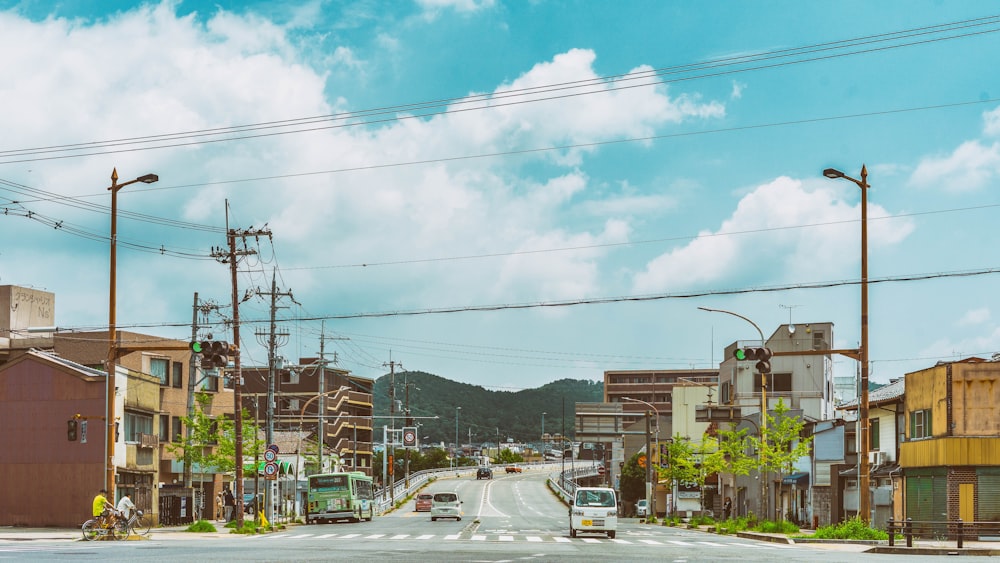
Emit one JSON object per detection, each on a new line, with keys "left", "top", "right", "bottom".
{"left": 373, "top": 372, "right": 603, "bottom": 445}
{"left": 495, "top": 448, "right": 524, "bottom": 464}
{"left": 716, "top": 426, "right": 757, "bottom": 478}
{"left": 619, "top": 452, "right": 647, "bottom": 509}
{"left": 758, "top": 398, "right": 812, "bottom": 483}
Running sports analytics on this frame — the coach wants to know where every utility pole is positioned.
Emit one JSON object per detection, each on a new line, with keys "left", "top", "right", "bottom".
{"left": 383, "top": 359, "right": 402, "bottom": 504}
{"left": 213, "top": 209, "right": 271, "bottom": 528}
{"left": 253, "top": 269, "right": 294, "bottom": 525}
{"left": 185, "top": 293, "right": 221, "bottom": 495}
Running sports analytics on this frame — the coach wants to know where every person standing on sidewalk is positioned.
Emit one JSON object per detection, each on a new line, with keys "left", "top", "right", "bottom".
{"left": 223, "top": 487, "right": 235, "bottom": 522}
{"left": 216, "top": 492, "right": 224, "bottom": 521}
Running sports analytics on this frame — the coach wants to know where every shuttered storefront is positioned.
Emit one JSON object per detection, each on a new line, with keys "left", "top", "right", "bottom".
{"left": 905, "top": 468, "right": 946, "bottom": 533}
{"left": 978, "top": 468, "right": 1000, "bottom": 522}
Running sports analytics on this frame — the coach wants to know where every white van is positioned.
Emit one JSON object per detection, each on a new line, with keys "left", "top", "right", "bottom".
{"left": 569, "top": 487, "right": 618, "bottom": 538}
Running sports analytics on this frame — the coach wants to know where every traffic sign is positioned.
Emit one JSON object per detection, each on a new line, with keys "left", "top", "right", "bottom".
{"left": 264, "top": 449, "right": 277, "bottom": 462}
{"left": 264, "top": 461, "right": 278, "bottom": 480}
{"left": 267, "top": 443, "right": 279, "bottom": 453}
{"left": 597, "top": 465, "right": 607, "bottom": 475}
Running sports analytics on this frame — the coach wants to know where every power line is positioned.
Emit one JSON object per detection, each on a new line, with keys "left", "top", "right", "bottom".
{"left": 0, "top": 14, "right": 996, "bottom": 164}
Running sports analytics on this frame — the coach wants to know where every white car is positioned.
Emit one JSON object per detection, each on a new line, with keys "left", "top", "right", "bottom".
{"left": 430, "top": 491, "right": 462, "bottom": 521}
{"left": 635, "top": 499, "right": 648, "bottom": 517}
{"left": 569, "top": 487, "right": 618, "bottom": 538}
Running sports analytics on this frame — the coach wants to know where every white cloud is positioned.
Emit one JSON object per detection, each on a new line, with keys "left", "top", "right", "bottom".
{"left": 730, "top": 80, "right": 746, "bottom": 100}
{"left": 631, "top": 176, "right": 914, "bottom": 293}
{"left": 910, "top": 140, "right": 1000, "bottom": 192}
{"left": 984, "top": 106, "right": 1000, "bottom": 137}
{"left": 957, "top": 308, "right": 991, "bottom": 326}
{"left": 416, "top": 0, "right": 497, "bottom": 13}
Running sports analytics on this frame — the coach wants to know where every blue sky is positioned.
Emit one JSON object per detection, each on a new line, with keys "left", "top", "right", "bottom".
{"left": 2, "top": 0, "right": 1000, "bottom": 392}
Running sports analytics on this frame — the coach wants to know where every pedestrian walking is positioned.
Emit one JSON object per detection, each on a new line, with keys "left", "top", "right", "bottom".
{"left": 216, "top": 492, "right": 224, "bottom": 521}
{"left": 223, "top": 487, "right": 235, "bottom": 522}
{"left": 723, "top": 497, "right": 732, "bottom": 520}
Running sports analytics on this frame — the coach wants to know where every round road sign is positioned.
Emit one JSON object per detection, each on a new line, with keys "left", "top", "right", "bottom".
{"left": 264, "top": 449, "right": 277, "bottom": 462}
{"left": 264, "top": 461, "right": 278, "bottom": 476}
{"left": 597, "top": 465, "right": 607, "bottom": 475}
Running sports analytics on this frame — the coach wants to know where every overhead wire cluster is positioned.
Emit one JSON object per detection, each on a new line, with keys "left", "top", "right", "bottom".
{"left": 2, "top": 14, "right": 999, "bottom": 374}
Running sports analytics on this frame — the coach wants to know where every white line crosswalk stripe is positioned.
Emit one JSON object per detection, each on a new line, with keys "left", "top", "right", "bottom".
{"left": 444, "top": 534, "right": 460, "bottom": 540}
{"left": 364, "top": 534, "right": 385, "bottom": 539}
{"left": 390, "top": 534, "right": 409, "bottom": 540}
{"left": 526, "top": 536, "right": 543, "bottom": 542}
{"left": 316, "top": 534, "right": 339, "bottom": 539}
{"left": 639, "top": 539, "right": 662, "bottom": 545}
{"left": 498, "top": 535, "right": 514, "bottom": 541}
{"left": 416, "top": 534, "right": 435, "bottom": 540}
{"left": 553, "top": 537, "right": 571, "bottom": 543}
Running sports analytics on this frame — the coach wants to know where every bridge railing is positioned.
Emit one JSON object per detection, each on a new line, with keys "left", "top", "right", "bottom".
{"left": 888, "top": 518, "right": 1000, "bottom": 548}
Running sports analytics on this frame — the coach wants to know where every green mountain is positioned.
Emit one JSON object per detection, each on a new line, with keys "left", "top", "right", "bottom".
{"left": 372, "top": 371, "right": 604, "bottom": 447}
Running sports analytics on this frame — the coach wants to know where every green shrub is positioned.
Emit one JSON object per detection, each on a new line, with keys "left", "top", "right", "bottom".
{"left": 812, "top": 517, "right": 888, "bottom": 540}
{"left": 755, "top": 519, "right": 800, "bottom": 534}
{"left": 229, "top": 520, "right": 260, "bottom": 535}
{"left": 661, "top": 515, "right": 683, "bottom": 526}
{"left": 186, "top": 520, "right": 217, "bottom": 533}
{"left": 689, "top": 515, "right": 715, "bottom": 526}
{"left": 715, "top": 516, "right": 752, "bottom": 535}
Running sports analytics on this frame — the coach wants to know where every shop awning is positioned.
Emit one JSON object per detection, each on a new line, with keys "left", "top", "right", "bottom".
{"left": 782, "top": 472, "right": 809, "bottom": 486}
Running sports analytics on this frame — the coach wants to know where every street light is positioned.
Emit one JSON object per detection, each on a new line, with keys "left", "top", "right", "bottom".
{"left": 541, "top": 412, "right": 547, "bottom": 443}
{"left": 824, "top": 164, "right": 871, "bottom": 523}
{"left": 622, "top": 396, "right": 659, "bottom": 520}
{"left": 696, "top": 306, "right": 770, "bottom": 519}
{"left": 453, "top": 406, "right": 462, "bottom": 469}
{"left": 106, "top": 168, "right": 158, "bottom": 496}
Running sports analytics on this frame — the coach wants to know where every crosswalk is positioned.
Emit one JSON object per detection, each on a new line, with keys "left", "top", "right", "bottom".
{"left": 247, "top": 532, "right": 795, "bottom": 548}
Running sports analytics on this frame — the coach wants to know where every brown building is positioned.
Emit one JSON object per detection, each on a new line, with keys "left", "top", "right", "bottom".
{"left": 0, "top": 350, "right": 142, "bottom": 526}
{"left": 241, "top": 359, "right": 374, "bottom": 476}
{"left": 900, "top": 357, "right": 1000, "bottom": 526}
{"left": 604, "top": 368, "right": 719, "bottom": 427}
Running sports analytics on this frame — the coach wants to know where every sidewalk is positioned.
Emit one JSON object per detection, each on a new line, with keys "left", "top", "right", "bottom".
{"left": 0, "top": 520, "right": 247, "bottom": 542}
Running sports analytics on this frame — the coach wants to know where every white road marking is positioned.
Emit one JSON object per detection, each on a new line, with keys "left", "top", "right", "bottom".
{"left": 526, "top": 536, "right": 543, "bottom": 542}
{"left": 499, "top": 535, "right": 514, "bottom": 541}
{"left": 444, "top": 534, "right": 460, "bottom": 540}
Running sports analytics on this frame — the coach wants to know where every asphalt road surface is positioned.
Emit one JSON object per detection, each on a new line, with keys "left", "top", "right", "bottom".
{"left": 0, "top": 470, "right": 979, "bottom": 562}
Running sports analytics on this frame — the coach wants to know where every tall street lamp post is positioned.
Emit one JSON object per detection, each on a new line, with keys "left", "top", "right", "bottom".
{"left": 696, "top": 306, "right": 769, "bottom": 518}
{"left": 824, "top": 164, "right": 871, "bottom": 523}
{"left": 107, "top": 168, "right": 158, "bottom": 496}
{"left": 454, "top": 406, "right": 462, "bottom": 469}
{"left": 622, "top": 396, "right": 658, "bottom": 519}
{"left": 541, "top": 412, "right": 546, "bottom": 443}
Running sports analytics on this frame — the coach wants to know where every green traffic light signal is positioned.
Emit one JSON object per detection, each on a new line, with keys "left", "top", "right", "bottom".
{"left": 734, "top": 348, "right": 748, "bottom": 361}
{"left": 190, "top": 341, "right": 204, "bottom": 354}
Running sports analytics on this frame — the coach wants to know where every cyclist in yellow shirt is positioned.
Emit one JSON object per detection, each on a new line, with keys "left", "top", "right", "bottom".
{"left": 93, "top": 489, "right": 114, "bottom": 526}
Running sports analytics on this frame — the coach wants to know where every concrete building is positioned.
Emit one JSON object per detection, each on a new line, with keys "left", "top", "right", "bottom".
{"left": 241, "top": 359, "right": 374, "bottom": 476}
{"left": 604, "top": 368, "right": 718, "bottom": 428}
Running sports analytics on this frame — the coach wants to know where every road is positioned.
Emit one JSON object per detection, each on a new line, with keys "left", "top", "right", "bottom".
{"left": 0, "top": 469, "right": 981, "bottom": 562}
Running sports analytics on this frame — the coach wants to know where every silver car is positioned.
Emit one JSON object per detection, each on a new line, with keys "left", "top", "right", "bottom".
{"left": 635, "top": 499, "right": 648, "bottom": 517}
{"left": 430, "top": 491, "right": 462, "bottom": 521}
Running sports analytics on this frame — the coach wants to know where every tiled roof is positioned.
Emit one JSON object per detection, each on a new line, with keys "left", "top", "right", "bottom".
{"left": 27, "top": 348, "right": 107, "bottom": 378}
{"left": 838, "top": 377, "right": 904, "bottom": 410}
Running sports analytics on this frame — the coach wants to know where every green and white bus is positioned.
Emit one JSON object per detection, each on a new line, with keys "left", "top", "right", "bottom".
{"left": 306, "top": 471, "right": 375, "bottom": 523}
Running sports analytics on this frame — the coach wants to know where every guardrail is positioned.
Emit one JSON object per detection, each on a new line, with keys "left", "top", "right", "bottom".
{"left": 888, "top": 518, "right": 1000, "bottom": 548}
{"left": 547, "top": 463, "right": 601, "bottom": 505}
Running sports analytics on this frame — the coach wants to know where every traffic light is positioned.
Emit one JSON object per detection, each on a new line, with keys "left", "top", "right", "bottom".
{"left": 67, "top": 419, "right": 78, "bottom": 441}
{"left": 733, "top": 346, "right": 773, "bottom": 373}
{"left": 190, "top": 340, "right": 236, "bottom": 368}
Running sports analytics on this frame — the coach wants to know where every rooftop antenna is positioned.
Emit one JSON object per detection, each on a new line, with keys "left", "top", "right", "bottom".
{"left": 780, "top": 304, "right": 800, "bottom": 336}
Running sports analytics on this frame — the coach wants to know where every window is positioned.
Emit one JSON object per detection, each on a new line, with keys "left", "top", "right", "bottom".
{"left": 910, "top": 409, "right": 932, "bottom": 439}
{"left": 159, "top": 415, "right": 170, "bottom": 442}
{"left": 870, "top": 418, "right": 880, "bottom": 450}
{"left": 172, "top": 417, "right": 183, "bottom": 442}
{"left": 753, "top": 373, "right": 791, "bottom": 393}
{"left": 172, "top": 362, "right": 183, "bottom": 389}
{"left": 150, "top": 358, "right": 169, "bottom": 385}
{"left": 124, "top": 411, "right": 153, "bottom": 442}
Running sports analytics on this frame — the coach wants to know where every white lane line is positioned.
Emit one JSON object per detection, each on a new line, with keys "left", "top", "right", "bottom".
{"left": 444, "top": 534, "right": 460, "bottom": 540}
{"left": 365, "top": 534, "right": 385, "bottom": 539}
{"left": 582, "top": 538, "right": 602, "bottom": 543}
{"left": 639, "top": 539, "right": 662, "bottom": 545}
{"left": 498, "top": 535, "right": 514, "bottom": 541}
{"left": 553, "top": 537, "right": 571, "bottom": 543}
{"left": 390, "top": 534, "right": 409, "bottom": 540}
{"left": 265, "top": 534, "right": 290, "bottom": 539}
{"left": 416, "top": 534, "right": 435, "bottom": 540}
{"left": 340, "top": 533, "right": 360, "bottom": 539}
{"left": 471, "top": 534, "right": 487, "bottom": 541}
{"left": 288, "top": 534, "right": 314, "bottom": 539}
{"left": 316, "top": 533, "right": 338, "bottom": 539}
{"left": 697, "top": 541, "right": 728, "bottom": 547}
{"left": 525, "top": 536, "right": 543, "bottom": 542}
{"left": 611, "top": 539, "right": 632, "bottom": 544}
{"left": 667, "top": 540, "right": 694, "bottom": 546}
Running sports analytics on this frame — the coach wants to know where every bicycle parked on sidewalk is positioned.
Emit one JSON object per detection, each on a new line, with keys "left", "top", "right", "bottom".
{"left": 82, "top": 509, "right": 127, "bottom": 541}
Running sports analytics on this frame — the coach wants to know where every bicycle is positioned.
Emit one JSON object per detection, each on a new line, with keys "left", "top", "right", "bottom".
{"left": 125, "top": 508, "right": 153, "bottom": 536}
{"left": 82, "top": 509, "right": 127, "bottom": 541}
